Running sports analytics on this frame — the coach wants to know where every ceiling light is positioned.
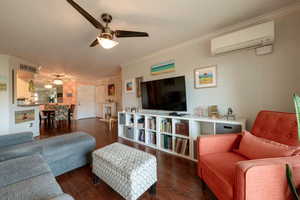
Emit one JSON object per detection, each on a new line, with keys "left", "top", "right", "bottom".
{"left": 53, "top": 79, "right": 63, "bottom": 85}
{"left": 97, "top": 37, "right": 119, "bottom": 49}
{"left": 44, "top": 84, "right": 53, "bottom": 89}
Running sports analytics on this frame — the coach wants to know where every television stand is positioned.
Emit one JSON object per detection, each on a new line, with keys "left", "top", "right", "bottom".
{"left": 118, "top": 112, "right": 246, "bottom": 161}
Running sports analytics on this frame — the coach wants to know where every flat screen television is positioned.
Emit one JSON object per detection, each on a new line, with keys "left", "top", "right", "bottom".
{"left": 141, "top": 76, "right": 187, "bottom": 111}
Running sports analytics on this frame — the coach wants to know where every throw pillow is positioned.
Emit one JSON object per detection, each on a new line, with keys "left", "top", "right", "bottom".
{"left": 235, "top": 131, "right": 299, "bottom": 159}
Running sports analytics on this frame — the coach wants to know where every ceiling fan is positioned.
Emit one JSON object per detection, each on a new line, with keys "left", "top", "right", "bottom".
{"left": 66, "top": 0, "right": 149, "bottom": 49}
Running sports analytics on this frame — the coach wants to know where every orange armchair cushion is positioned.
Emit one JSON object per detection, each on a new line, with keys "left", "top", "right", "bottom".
{"left": 235, "top": 131, "right": 299, "bottom": 159}
{"left": 200, "top": 152, "right": 247, "bottom": 200}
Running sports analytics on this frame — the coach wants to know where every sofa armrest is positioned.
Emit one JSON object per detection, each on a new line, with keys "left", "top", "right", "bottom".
{"left": 0, "top": 132, "right": 34, "bottom": 148}
{"left": 48, "top": 194, "right": 74, "bottom": 200}
{"left": 235, "top": 156, "right": 300, "bottom": 200}
{"left": 0, "top": 143, "right": 43, "bottom": 162}
{"left": 198, "top": 133, "right": 241, "bottom": 156}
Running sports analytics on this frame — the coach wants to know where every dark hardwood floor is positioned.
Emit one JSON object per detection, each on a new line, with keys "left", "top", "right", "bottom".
{"left": 39, "top": 118, "right": 216, "bottom": 200}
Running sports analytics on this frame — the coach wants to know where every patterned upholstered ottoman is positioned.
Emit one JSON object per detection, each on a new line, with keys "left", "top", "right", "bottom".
{"left": 92, "top": 143, "right": 157, "bottom": 200}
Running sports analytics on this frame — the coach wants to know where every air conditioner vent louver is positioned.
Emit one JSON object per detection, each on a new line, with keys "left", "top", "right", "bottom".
{"left": 211, "top": 21, "right": 275, "bottom": 55}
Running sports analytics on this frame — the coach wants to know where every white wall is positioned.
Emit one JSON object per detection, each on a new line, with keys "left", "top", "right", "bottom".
{"left": 122, "top": 11, "right": 300, "bottom": 129}
{"left": 0, "top": 55, "right": 10, "bottom": 134}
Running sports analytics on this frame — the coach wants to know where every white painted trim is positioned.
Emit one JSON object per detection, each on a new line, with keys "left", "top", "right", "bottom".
{"left": 121, "top": 2, "right": 300, "bottom": 67}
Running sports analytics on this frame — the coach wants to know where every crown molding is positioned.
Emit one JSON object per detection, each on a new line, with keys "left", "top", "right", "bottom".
{"left": 122, "top": 2, "right": 300, "bottom": 67}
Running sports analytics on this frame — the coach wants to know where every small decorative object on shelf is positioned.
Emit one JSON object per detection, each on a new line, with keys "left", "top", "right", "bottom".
{"left": 208, "top": 105, "right": 219, "bottom": 118}
{"left": 194, "top": 106, "right": 207, "bottom": 117}
{"left": 224, "top": 107, "right": 236, "bottom": 120}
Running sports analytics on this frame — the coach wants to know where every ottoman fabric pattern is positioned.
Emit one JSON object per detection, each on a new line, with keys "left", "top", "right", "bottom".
{"left": 93, "top": 143, "right": 157, "bottom": 200}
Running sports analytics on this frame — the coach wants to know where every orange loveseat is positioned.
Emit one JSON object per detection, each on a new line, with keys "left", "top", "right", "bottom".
{"left": 197, "top": 111, "right": 300, "bottom": 200}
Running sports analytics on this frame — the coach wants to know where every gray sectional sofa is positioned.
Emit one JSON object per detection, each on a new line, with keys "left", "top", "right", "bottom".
{"left": 0, "top": 131, "right": 96, "bottom": 200}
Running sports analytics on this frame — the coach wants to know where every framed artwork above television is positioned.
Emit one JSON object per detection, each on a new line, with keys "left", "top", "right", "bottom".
{"left": 194, "top": 65, "right": 217, "bottom": 89}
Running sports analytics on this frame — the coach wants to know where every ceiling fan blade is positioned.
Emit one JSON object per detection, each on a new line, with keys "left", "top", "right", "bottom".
{"left": 66, "top": 0, "right": 104, "bottom": 30}
{"left": 115, "top": 30, "right": 149, "bottom": 38}
{"left": 90, "top": 39, "right": 99, "bottom": 47}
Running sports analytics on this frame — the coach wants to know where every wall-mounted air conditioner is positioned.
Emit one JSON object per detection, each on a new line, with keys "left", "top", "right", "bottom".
{"left": 211, "top": 21, "right": 275, "bottom": 55}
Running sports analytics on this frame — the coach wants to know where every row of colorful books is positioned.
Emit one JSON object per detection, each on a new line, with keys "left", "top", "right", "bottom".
{"left": 175, "top": 122, "right": 189, "bottom": 136}
{"left": 161, "top": 119, "right": 172, "bottom": 133}
{"left": 175, "top": 138, "right": 189, "bottom": 156}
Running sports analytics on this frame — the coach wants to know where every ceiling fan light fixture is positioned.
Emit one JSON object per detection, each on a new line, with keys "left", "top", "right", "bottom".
{"left": 53, "top": 79, "right": 63, "bottom": 85}
{"left": 97, "top": 37, "right": 119, "bottom": 49}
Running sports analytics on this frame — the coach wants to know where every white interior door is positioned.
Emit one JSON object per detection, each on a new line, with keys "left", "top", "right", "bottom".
{"left": 77, "top": 85, "right": 96, "bottom": 119}
{"left": 96, "top": 85, "right": 106, "bottom": 118}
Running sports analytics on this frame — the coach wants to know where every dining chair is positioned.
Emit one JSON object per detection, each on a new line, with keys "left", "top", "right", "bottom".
{"left": 54, "top": 105, "right": 69, "bottom": 128}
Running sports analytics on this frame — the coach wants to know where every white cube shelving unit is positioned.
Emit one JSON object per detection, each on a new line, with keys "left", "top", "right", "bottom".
{"left": 118, "top": 112, "right": 246, "bottom": 161}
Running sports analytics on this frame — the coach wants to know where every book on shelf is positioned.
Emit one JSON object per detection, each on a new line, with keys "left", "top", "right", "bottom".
{"left": 138, "top": 130, "right": 145, "bottom": 142}
{"left": 175, "top": 138, "right": 189, "bottom": 156}
{"left": 163, "top": 135, "right": 172, "bottom": 150}
{"left": 147, "top": 118, "right": 156, "bottom": 130}
{"left": 161, "top": 119, "right": 172, "bottom": 133}
{"left": 149, "top": 132, "right": 156, "bottom": 145}
{"left": 175, "top": 138, "right": 182, "bottom": 153}
{"left": 175, "top": 122, "right": 189, "bottom": 136}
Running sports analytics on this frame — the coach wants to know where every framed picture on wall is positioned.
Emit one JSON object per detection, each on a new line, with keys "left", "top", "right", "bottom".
{"left": 194, "top": 65, "right": 217, "bottom": 89}
{"left": 151, "top": 60, "right": 175, "bottom": 75}
{"left": 108, "top": 84, "right": 116, "bottom": 96}
{"left": 125, "top": 79, "right": 135, "bottom": 94}
{"left": 135, "top": 77, "right": 143, "bottom": 98}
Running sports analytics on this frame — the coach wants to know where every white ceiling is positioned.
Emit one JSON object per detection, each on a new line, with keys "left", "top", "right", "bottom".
{"left": 0, "top": 0, "right": 296, "bottom": 80}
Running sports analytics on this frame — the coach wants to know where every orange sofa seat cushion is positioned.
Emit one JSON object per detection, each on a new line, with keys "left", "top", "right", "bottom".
{"left": 235, "top": 131, "right": 299, "bottom": 160}
{"left": 200, "top": 152, "right": 247, "bottom": 200}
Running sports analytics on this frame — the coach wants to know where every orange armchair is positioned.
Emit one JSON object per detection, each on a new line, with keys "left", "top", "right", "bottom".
{"left": 197, "top": 111, "right": 300, "bottom": 200}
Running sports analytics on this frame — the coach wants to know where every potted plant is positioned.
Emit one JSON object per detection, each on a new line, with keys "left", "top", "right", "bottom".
{"left": 287, "top": 94, "right": 300, "bottom": 200}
